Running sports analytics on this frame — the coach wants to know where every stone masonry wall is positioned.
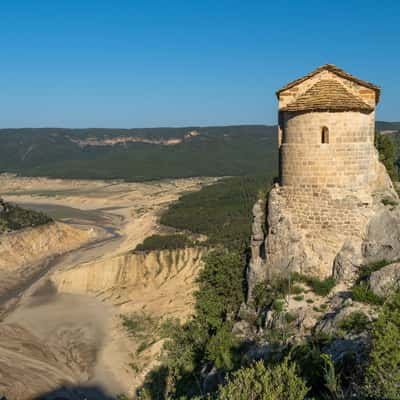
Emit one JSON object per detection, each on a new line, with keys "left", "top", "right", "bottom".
{"left": 280, "top": 111, "right": 378, "bottom": 190}
{"left": 264, "top": 185, "right": 373, "bottom": 278}
{"left": 271, "top": 186, "right": 369, "bottom": 238}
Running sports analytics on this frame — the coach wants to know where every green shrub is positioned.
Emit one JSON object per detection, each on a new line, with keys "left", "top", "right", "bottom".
{"left": 308, "top": 277, "right": 336, "bottom": 296}
{"left": 121, "top": 312, "right": 158, "bottom": 339}
{"left": 292, "top": 273, "right": 336, "bottom": 296}
{"left": 269, "top": 276, "right": 290, "bottom": 297}
{"left": 195, "top": 248, "right": 245, "bottom": 329}
{"left": 205, "top": 323, "right": 238, "bottom": 370}
{"left": 217, "top": 358, "right": 309, "bottom": 400}
{"left": 357, "top": 259, "right": 392, "bottom": 282}
{"left": 272, "top": 299, "right": 285, "bottom": 312}
{"left": 375, "top": 131, "right": 398, "bottom": 181}
{"left": 311, "top": 304, "right": 328, "bottom": 313}
{"left": 293, "top": 295, "right": 304, "bottom": 301}
{"left": 285, "top": 312, "right": 298, "bottom": 323}
{"left": 252, "top": 281, "right": 273, "bottom": 312}
{"left": 338, "top": 311, "right": 370, "bottom": 335}
{"left": 290, "top": 338, "right": 349, "bottom": 398}
{"left": 381, "top": 197, "right": 398, "bottom": 206}
{"left": 363, "top": 291, "right": 400, "bottom": 398}
{"left": 0, "top": 199, "right": 52, "bottom": 234}
{"left": 288, "top": 342, "right": 327, "bottom": 397}
{"left": 350, "top": 260, "right": 392, "bottom": 305}
{"left": 306, "top": 298, "right": 314, "bottom": 304}
{"left": 292, "top": 285, "right": 304, "bottom": 295}
{"left": 135, "top": 234, "right": 194, "bottom": 251}
{"left": 351, "top": 281, "right": 384, "bottom": 305}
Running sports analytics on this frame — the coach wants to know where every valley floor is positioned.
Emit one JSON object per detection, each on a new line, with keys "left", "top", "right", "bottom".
{"left": 0, "top": 175, "right": 216, "bottom": 399}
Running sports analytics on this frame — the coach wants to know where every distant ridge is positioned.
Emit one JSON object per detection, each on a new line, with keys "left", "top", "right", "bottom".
{"left": 0, "top": 125, "right": 278, "bottom": 181}
{"left": 376, "top": 121, "right": 400, "bottom": 132}
{"left": 0, "top": 122, "right": 397, "bottom": 182}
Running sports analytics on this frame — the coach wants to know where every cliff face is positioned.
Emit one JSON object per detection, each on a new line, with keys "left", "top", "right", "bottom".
{"left": 0, "top": 222, "right": 101, "bottom": 308}
{"left": 248, "top": 160, "right": 400, "bottom": 296}
{"left": 0, "top": 222, "right": 100, "bottom": 270}
{"left": 52, "top": 247, "right": 206, "bottom": 319}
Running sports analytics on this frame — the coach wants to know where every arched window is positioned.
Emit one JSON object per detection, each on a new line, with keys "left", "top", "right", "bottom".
{"left": 322, "top": 126, "right": 329, "bottom": 144}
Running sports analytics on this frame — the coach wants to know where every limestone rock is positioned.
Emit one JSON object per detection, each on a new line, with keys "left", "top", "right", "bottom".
{"left": 315, "top": 303, "right": 372, "bottom": 337}
{"left": 369, "top": 262, "right": 400, "bottom": 297}
{"left": 232, "top": 319, "right": 252, "bottom": 338}
{"left": 333, "top": 241, "right": 363, "bottom": 284}
{"left": 247, "top": 199, "right": 267, "bottom": 300}
{"left": 247, "top": 256, "right": 267, "bottom": 301}
{"left": 363, "top": 208, "right": 400, "bottom": 263}
{"left": 373, "top": 160, "right": 398, "bottom": 196}
{"left": 264, "top": 187, "right": 318, "bottom": 277}
{"left": 251, "top": 199, "right": 265, "bottom": 242}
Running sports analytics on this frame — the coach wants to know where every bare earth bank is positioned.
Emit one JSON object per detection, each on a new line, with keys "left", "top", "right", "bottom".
{"left": 0, "top": 175, "right": 216, "bottom": 399}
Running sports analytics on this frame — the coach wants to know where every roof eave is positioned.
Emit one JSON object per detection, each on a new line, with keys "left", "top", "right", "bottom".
{"left": 280, "top": 106, "right": 374, "bottom": 113}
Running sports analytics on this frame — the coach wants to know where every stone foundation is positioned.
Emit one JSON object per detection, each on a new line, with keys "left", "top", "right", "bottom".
{"left": 247, "top": 169, "right": 399, "bottom": 297}
{"left": 264, "top": 185, "right": 373, "bottom": 278}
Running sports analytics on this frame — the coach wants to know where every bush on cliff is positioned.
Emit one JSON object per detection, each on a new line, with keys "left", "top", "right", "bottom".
{"left": 0, "top": 198, "right": 52, "bottom": 234}
{"left": 292, "top": 273, "right": 336, "bottom": 296}
{"left": 215, "top": 358, "right": 309, "bottom": 400}
{"left": 134, "top": 234, "right": 195, "bottom": 251}
{"left": 363, "top": 291, "right": 400, "bottom": 399}
{"left": 350, "top": 259, "right": 389, "bottom": 305}
{"left": 375, "top": 131, "right": 398, "bottom": 181}
{"left": 138, "top": 248, "right": 246, "bottom": 398}
{"left": 195, "top": 249, "right": 245, "bottom": 329}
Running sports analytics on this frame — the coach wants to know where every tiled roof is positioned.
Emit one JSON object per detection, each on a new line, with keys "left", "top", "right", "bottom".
{"left": 277, "top": 64, "right": 380, "bottom": 103}
{"left": 281, "top": 79, "right": 374, "bottom": 113}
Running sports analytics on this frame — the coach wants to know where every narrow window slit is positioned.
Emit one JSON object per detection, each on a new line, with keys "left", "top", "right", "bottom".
{"left": 322, "top": 126, "right": 329, "bottom": 144}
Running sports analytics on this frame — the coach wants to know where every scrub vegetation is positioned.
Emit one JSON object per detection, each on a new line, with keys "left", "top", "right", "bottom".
{"left": 0, "top": 198, "right": 52, "bottom": 234}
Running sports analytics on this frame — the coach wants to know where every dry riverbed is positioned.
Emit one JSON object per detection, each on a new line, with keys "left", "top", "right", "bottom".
{"left": 0, "top": 175, "right": 216, "bottom": 399}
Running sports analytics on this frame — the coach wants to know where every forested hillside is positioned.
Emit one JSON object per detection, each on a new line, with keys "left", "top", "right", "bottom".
{"left": 0, "top": 122, "right": 397, "bottom": 182}
{"left": 376, "top": 121, "right": 400, "bottom": 131}
{"left": 0, "top": 126, "right": 277, "bottom": 181}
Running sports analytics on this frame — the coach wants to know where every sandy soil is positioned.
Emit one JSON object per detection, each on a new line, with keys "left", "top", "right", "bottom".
{"left": 0, "top": 175, "right": 216, "bottom": 399}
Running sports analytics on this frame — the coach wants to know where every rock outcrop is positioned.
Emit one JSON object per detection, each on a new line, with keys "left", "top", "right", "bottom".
{"left": 0, "top": 222, "right": 100, "bottom": 271}
{"left": 248, "top": 188, "right": 400, "bottom": 294}
{"left": 247, "top": 199, "right": 266, "bottom": 300}
{"left": 333, "top": 241, "right": 364, "bottom": 284}
{"left": 369, "top": 262, "right": 400, "bottom": 297}
{"left": 0, "top": 222, "right": 101, "bottom": 310}
{"left": 362, "top": 207, "right": 400, "bottom": 263}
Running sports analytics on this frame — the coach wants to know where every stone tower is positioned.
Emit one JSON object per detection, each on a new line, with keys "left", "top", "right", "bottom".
{"left": 277, "top": 64, "right": 380, "bottom": 190}
{"left": 248, "top": 65, "right": 398, "bottom": 297}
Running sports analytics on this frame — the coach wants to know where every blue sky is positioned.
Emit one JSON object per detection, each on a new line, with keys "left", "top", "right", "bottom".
{"left": 1, "top": 0, "right": 399, "bottom": 128}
